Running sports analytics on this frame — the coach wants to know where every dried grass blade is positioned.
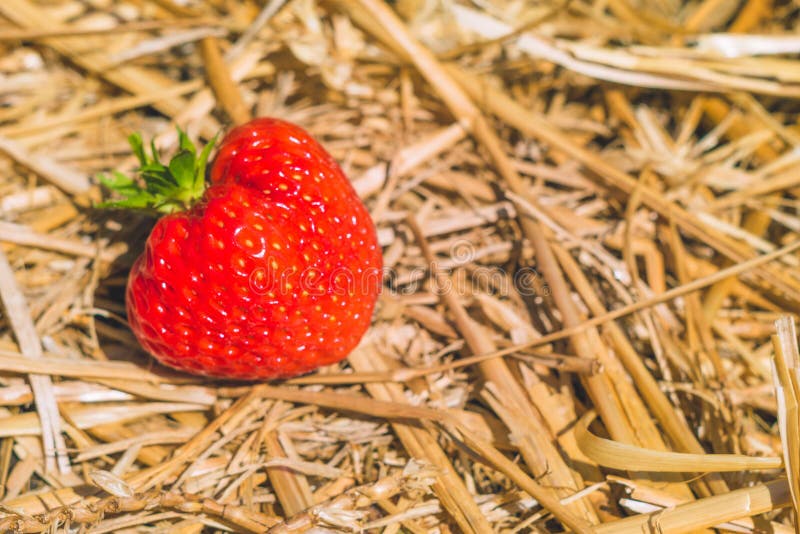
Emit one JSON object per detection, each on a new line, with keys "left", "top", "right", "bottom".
{"left": 353, "top": 123, "right": 467, "bottom": 198}
{"left": 0, "top": 403, "right": 207, "bottom": 437}
{"left": 199, "top": 36, "right": 251, "bottom": 125}
{"left": 251, "top": 384, "right": 449, "bottom": 423}
{"left": 772, "top": 315, "right": 800, "bottom": 531}
{"left": 263, "top": 430, "right": 313, "bottom": 516}
{"left": 451, "top": 6, "right": 715, "bottom": 92}
{"left": 0, "top": 249, "right": 69, "bottom": 474}
{"left": 0, "top": 136, "right": 89, "bottom": 196}
{"left": 0, "top": 18, "right": 218, "bottom": 41}
{"left": 0, "top": 349, "right": 189, "bottom": 383}
{"left": 595, "top": 479, "right": 791, "bottom": 533}
{"left": 576, "top": 410, "right": 781, "bottom": 472}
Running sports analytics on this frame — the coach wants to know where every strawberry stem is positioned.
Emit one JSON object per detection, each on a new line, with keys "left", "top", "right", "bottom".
{"left": 97, "top": 128, "right": 216, "bottom": 214}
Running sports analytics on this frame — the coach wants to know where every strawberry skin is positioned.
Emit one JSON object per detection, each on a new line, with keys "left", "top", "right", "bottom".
{"left": 117, "top": 119, "right": 382, "bottom": 379}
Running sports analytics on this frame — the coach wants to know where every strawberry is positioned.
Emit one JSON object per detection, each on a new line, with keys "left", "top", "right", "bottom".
{"left": 101, "top": 119, "right": 382, "bottom": 379}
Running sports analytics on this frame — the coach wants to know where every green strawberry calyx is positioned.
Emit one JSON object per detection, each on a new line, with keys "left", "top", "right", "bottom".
{"left": 98, "top": 128, "right": 216, "bottom": 214}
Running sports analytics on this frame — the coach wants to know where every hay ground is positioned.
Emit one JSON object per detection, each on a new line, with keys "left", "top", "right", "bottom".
{"left": 2, "top": 0, "right": 800, "bottom": 532}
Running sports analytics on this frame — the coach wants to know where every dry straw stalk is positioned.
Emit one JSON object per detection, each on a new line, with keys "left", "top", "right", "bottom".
{"left": 3, "top": 0, "right": 800, "bottom": 531}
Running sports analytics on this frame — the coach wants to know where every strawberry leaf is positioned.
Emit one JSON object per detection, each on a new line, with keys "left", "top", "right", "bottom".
{"left": 195, "top": 135, "right": 217, "bottom": 191}
{"left": 97, "top": 127, "right": 215, "bottom": 214}
{"left": 150, "top": 139, "right": 162, "bottom": 165}
{"left": 177, "top": 127, "right": 196, "bottom": 155}
{"left": 128, "top": 133, "right": 147, "bottom": 167}
{"left": 169, "top": 150, "right": 196, "bottom": 190}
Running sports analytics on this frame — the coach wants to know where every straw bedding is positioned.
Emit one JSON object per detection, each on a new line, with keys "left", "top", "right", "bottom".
{"left": 1, "top": 0, "right": 800, "bottom": 532}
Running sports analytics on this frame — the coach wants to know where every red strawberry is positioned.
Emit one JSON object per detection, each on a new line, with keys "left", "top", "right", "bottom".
{"left": 102, "top": 119, "right": 382, "bottom": 379}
